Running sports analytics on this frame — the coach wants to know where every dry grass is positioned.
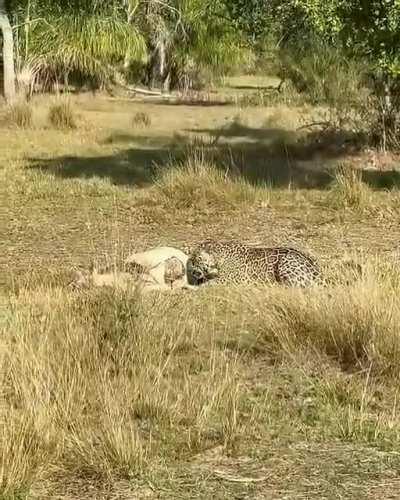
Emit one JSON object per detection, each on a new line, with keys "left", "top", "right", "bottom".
{"left": 131, "top": 111, "right": 151, "bottom": 128}
{"left": 329, "top": 163, "right": 372, "bottom": 210}
{"left": 1, "top": 286, "right": 242, "bottom": 496}
{"left": 3, "top": 265, "right": 400, "bottom": 497}
{"left": 48, "top": 99, "right": 77, "bottom": 129}
{"left": 147, "top": 153, "right": 270, "bottom": 210}
{"left": 6, "top": 101, "right": 33, "bottom": 128}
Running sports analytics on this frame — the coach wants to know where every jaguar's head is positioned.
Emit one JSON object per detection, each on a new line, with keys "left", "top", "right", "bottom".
{"left": 187, "top": 249, "right": 219, "bottom": 285}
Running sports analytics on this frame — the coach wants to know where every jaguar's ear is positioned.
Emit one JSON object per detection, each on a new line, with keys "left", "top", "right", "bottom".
{"left": 181, "top": 243, "right": 191, "bottom": 256}
{"left": 189, "top": 247, "right": 200, "bottom": 258}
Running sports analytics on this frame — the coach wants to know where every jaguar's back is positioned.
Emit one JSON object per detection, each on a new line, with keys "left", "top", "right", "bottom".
{"left": 189, "top": 240, "right": 321, "bottom": 287}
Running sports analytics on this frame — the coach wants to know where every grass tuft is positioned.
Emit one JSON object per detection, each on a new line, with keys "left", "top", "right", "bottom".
{"left": 131, "top": 111, "right": 151, "bottom": 128}
{"left": 329, "top": 164, "right": 371, "bottom": 209}
{"left": 48, "top": 99, "right": 77, "bottom": 129}
{"left": 149, "top": 153, "right": 270, "bottom": 210}
{"left": 6, "top": 101, "right": 33, "bottom": 128}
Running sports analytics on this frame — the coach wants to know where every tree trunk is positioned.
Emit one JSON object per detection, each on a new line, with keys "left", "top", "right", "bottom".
{"left": 162, "top": 71, "right": 171, "bottom": 93}
{"left": 159, "top": 38, "right": 166, "bottom": 81}
{"left": 0, "top": 3, "right": 16, "bottom": 102}
{"left": 158, "top": 38, "right": 172, "bottom": 94}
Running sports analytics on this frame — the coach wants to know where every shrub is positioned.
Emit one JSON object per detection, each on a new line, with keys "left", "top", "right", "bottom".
{"left": 278, "top": 44, "right": 368, "bottom": 109}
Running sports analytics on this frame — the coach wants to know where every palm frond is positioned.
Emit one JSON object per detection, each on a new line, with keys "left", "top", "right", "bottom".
{"left": 19, "top": 10, "right": 147, "bottom": 85}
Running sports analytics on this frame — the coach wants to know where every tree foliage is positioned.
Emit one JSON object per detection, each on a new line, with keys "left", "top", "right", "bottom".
{"left": 10, "top": 0, "right": 146, "bottom": 87}
{"left": 276, "top": 0, "right": 400, "bottom": 77}
{"left": 338, "top": 0, "right": 400, "bottom": 76}
{"left": 3, "top": 0, "right": 400, "bottom": 94}
{"left": 6, "top": 0, "right": 252, "bottom": 90}
{"left": 171, "top": 0, "right": 252, "bottom": 83}
{"left": 222, "top": 0, "right": 272, "bottom": 45}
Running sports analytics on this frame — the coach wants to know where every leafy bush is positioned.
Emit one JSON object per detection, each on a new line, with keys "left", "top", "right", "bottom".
{"left": 21, "top": 9, "right": 147, "bottom": 88}
{"left": 278, "top": 44, "right": 368, "bottom": 107}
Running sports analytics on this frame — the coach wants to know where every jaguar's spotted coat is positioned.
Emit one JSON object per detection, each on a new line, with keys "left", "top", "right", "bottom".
{"left": 187, "top": 240, "right": 321, "bottom": 288}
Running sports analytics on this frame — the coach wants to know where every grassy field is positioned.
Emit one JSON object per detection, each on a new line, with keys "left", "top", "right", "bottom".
{"left": 2, "top": 82, "right": 400, "bottom": 499}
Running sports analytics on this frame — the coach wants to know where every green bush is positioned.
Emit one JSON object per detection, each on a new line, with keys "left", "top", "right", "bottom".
{"left": 278, "top": 44, "right": 368, "bottom": 108}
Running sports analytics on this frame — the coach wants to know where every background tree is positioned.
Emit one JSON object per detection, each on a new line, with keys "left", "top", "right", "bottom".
{"left": 338, "top": 0, "right": 400, "bottom": 105}
{"left": 135, "top": 0, "right": 252, "bottom": 92}
{"left": 7, "top": 0, "right": 251, "bottom": 93}
{"left": 10, "top": 0, "right": 146, "bottom": 91}
{"left": 4, "top": 0, "right": 400, "bottom": 137}
{"left": 0, "top": 0, "right": 15, "bottom": 101}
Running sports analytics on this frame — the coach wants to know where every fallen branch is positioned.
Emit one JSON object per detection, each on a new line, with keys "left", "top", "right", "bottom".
{"left": 128, "top": 86, "right": 164, "bottom": 96}
{"left": 116, "top": 81, "right": 174, "bottom": 98}
{"left": 296, "top": 121, "right": 331, "bottom": 132}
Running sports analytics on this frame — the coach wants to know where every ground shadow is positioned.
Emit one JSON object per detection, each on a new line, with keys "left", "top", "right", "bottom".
{"left": 27, "top": 140, "right": 333, "bottom": 190}
{"left": 192, "top": 123, "right": 296, "bottom": 145}
{"left": 362, "top": 169, "right": 400, "bottom": 189}
{"left": 190, "top": 122, "right": 366, "bottom": 160}
{"left": 28, "top": 147, "right": 170, "bottom": 187}
{"left": 101, "top": 133, "right": 139, "bottom": 145}
{"left": 27, "top": 123, "right": 400, "bottom": 190}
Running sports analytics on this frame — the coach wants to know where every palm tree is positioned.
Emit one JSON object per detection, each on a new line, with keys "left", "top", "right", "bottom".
{"left": 9, "top": 0, "right": 249, "bottom": 93}
{"left": 12, "top": 0, "right": 147, "bottom": 91}
{"left": 0, "top": 0, "right": 16, "bottom": 101}
{"left": 141, "top": 0, "right": 250, "bottom": 92}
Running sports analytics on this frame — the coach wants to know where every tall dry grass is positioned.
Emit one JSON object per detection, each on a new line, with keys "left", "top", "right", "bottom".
{"left": 1, "top": 286, "right": 242, "bottom": 497}
{"left": 148, "top": 153, "right": 270, "bottom": 210}
{"left": 2, "top": 258, "right": 400, "bottom": 497}
{"left": 48, "top": 99, "right": 77, "bottom": 129}
{"left": 6, "top": 101, "right": 33, "bottom": 128}
{"left": 131, "top": 111, "right": 151, "bottom": 128}
{"left": 329, "top": 164, "right": 371, "bottom": 210}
